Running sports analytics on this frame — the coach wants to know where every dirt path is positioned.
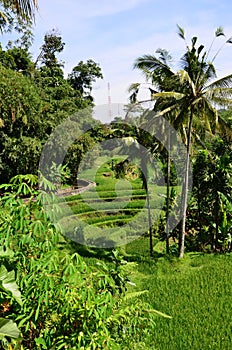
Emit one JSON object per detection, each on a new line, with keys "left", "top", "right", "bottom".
{"left": 55, "top": 179, "right": 96, "bottom": 197}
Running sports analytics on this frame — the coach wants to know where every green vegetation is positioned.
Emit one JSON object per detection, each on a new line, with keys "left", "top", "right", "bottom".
{"left": 1, "top": 175, "right": 231, "bottom": 349}
{"left": 125, "top": 239, "right": 232, "bottom": 349}
{"left": 58, "top": 157, "right": 166, "bottom": 246}
{"left": 130, "top": 25, "right": 232, "bottom": 257}
{"left": 0, "top": 9, "right": 231, "bottom": 349}
{"left": 0, "top": 25, "right": 102, "bottom": 184}
{"left": 0, "top": 175, "right": 166, "bottom": 349}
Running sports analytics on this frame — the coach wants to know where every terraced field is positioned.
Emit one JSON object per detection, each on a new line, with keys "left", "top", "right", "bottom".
{"left": 58, "top": 157, "right": 168, "bottom": 247}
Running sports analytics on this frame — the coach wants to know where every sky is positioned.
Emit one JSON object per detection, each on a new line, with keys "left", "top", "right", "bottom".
{"left": 2, "top": 0, "right": 232, "bottom": 116}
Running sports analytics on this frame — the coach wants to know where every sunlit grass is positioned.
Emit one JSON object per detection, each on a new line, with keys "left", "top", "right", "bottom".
{"left": 62, "top": 156, "right": 167, "bottom": 231}
{"left": 123, "top": 239, "right": 232, "bottom": 350}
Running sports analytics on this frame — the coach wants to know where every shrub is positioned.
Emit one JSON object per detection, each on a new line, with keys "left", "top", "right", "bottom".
{"left": 0, "top": 175, "right": 165, "bottom": 349}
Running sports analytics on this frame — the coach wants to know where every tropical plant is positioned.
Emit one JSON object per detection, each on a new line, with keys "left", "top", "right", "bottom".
{"left": 68, "top": 59, "right": 103, "bottom": 101}
{"left": 0, "top": 0, "right": 38, "bottom": 19}
{"left": 188, "top": 136, "right": 232, "bottom": 251}
{"left": 130, "top": 25, "right": 232, "bottom": 257}
{"left": 0, "top": 0, "right": 38, "bottom": 33}
{"left": 0, "top": 265, "right": 22, "bottom": 347}
{"left": 0, "top": 174, "right": 170, "bottom": 348}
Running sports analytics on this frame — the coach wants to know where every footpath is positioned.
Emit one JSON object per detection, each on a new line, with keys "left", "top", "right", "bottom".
{"left": 55, "top": 179, "right": 96, "bottom": 197}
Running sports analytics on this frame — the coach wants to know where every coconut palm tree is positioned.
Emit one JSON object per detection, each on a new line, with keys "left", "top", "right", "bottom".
{"left": 129, "top": 49, "right": 179, "bottom": 254}
{"left": 109, "top": 120, "right": 158, "bottom": 256}
{"left": 130, "top": 26, "right": 232, "bottom": 258}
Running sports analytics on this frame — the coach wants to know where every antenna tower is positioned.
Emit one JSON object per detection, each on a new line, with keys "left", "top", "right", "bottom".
{"left": 108, "top": 82, "right": 112, "bottom": 120}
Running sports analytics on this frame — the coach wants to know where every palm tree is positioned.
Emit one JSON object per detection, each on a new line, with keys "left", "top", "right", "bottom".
{"left": 131, "top": 26, "right": 232, "bottom": 258}
{"left": 0, "top": 0, "right": 38, "bottom": 29}
{"left": 129, "top": 49, "right": 179, "bottom": 254}
{"left": 110, "top": 121, "right": 157, "bottom": 256}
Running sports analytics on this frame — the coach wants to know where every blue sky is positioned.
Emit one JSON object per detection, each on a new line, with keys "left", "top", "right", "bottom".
{"left": 2, "top": 0, "right": 232, "bottom": 108}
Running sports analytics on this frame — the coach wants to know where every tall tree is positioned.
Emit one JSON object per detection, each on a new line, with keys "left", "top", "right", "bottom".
{"left": 129, "top": 49, "right": 176, "bottom": 254}
{"left": 68, "top": 59, "right": 103, "bottom": 101}
{"left": 131, "top": 26, "right": 232, "bottom": 257}
{"left": 35, "top": 29, "right": 65, "bottom": 69}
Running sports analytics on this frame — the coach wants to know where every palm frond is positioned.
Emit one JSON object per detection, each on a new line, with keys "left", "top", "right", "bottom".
{"left": 177, "top": 70, "right": 196, "bottom": 96}
{"left": 218, "top": 114, "right": 232, "bottom": 141}
{"left": 156, "top": 48, "right": 173, "bottom": 65}
{"left": 215, "top": 26, "right": 225, "bottom": 37}
{"left": 226, "top": 37, "right": 232, "bottom": 44}
{"left": 151, "top": 91, "right": 185, "bottom": 100}
{"left": 204, "top": 87, "right": 232, "bottom": 102}
{"left": 210, "top": 96, "right": 232, "bottom": 107}
{"left": 145, "top": 104, "right": 177, "bottom": 131}
{"left": 134, "top": 55, "right": 174, "bottom": 77}
{"left": 199, "top": 62, "right": 217, "bottom": 86}
{"left": 199, "top": 98, "right": 218, "bottom": 133}
{"left": 128, "top": 82, "right": 141, "bottom": 94}
{"left": 0, "top": 9, "right": 8, "bottom": 21}
{"left": 15, "top": 0, "right": 38, "bottom": 16}
{"left": 177, "top": 24, "right": 185, "bottom": 40}
{"left": 128, "top": 83, "right": 141, "bottom": 103}
{"left": 205, "top": 74, "right": 232, "bottom": 90}
{"left": 173, "top": 108, "right": 189, "bottom": 132}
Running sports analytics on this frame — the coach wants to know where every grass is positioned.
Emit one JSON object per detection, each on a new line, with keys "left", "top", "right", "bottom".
{"left": 61, "top": 151, "right": 231, "bottom": 349}
{"left": 60, "top": 156, "right": 232, "bottom": 349}
{"left": 69, "top": 236, "right": 231, "bottom": 349}
{"left": 122, "top": 238, "right": 232, "bottom": 350}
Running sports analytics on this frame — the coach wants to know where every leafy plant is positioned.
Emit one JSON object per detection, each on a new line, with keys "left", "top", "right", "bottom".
{"left": 0, "top": 175, "right": 169, "bottom": 349}
{"left": 0, "top": 249, "right": 22, "bottom": 347}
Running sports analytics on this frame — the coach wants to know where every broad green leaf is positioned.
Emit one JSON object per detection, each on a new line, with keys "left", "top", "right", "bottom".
{"left": 35, "top": 337, "right": 47, "bottom": 348}
{"left": 0, "top": 247, "right": 14, "bottom": 258}
{"left": 0, "top": 318, "right": 20, "bottom": 338}
{"left": 0, "top": 265, "right": 22, "bottom": 305}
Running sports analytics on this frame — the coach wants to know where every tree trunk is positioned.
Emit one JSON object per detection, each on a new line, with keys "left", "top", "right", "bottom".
{"left": 141, "top": 157, "right": 153, "bottom": 256}
{"left": 146, "top": 186, "right": 153, "bottom": 256}
{"left": 179, "top": 108, "right": 193, "bottom": 258}
{"left": 165, "top": 127, "right": 171, "bottom": 254}
{"left": 197, "top": 187, "right": 202, "bottom": 233}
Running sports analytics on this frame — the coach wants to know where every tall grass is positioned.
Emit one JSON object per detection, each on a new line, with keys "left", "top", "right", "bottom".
{"left": 124, "top": 243, "right": 232, "bottom": 350}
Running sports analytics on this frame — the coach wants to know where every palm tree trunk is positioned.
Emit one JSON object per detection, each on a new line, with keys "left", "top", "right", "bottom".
{"left": 141, "top": 157, "right": 153, "bottom": 256}
{"left": 146, "top": 185, "right": 153, "bottom": 256}
{"left": 179, "top": 108, "right": 193, "bottom": 258}
{"left": 165, "top": 128, "right": 171, "bottom": 254}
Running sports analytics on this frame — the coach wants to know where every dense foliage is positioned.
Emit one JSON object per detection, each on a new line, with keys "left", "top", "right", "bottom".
{"left": 0, "top": 11, "right": 231, "bottom": 348}
{"left": 0, "top": 29, "right": 103, "bottom": 183}
{"left": 0, "top": 175, "right": 164, "bottom": 349}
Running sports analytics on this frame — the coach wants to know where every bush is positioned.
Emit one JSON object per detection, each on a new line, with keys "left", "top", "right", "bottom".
{"left": 0, "top": 175, "right": 162, "bottom": 349}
